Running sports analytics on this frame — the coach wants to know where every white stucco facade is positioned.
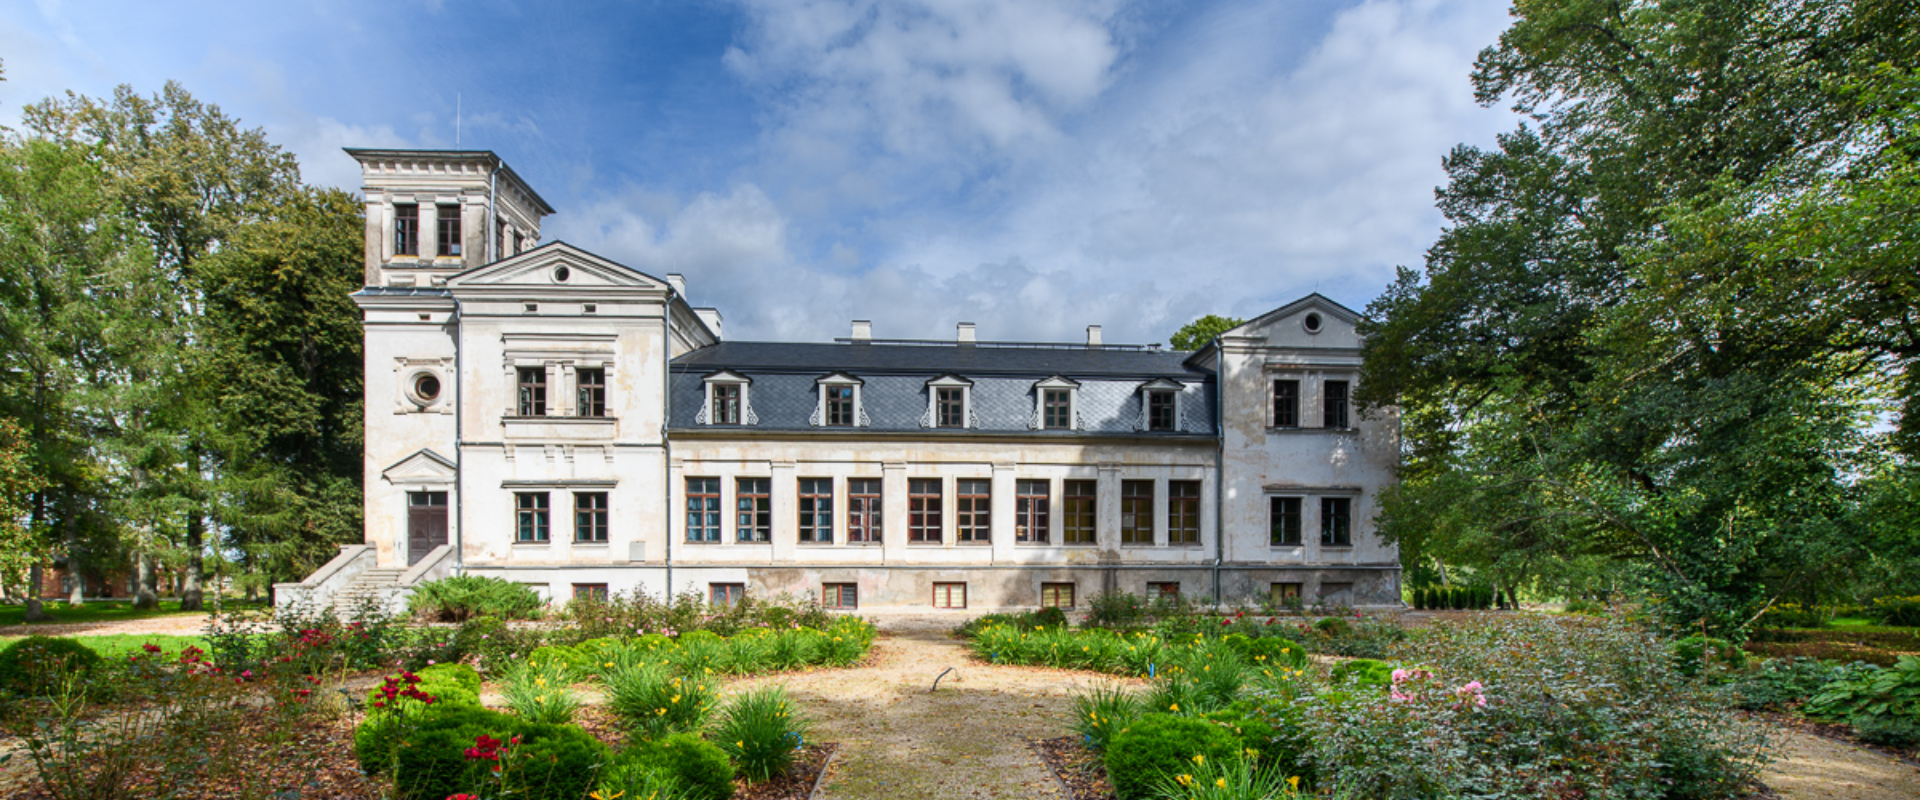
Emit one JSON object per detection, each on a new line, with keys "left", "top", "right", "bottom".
{"left": 287, "top": 149, "right": 1402, "bottom": 613}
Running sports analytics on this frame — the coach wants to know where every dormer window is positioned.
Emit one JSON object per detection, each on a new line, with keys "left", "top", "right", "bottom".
{"left": 1030, "top": 376, "right": 1080, "bottom": 431}
{"left": 923, "top": 375, "right": 973, "bottom": 429}
{"left": 813, "top": 374, "right": 864, "bottom": 428}
{"left": 700, "top": 371, "right": 754, "bottom": 426}
{"left": 1137, "top": 378, "right": 1185, "bottom": 432}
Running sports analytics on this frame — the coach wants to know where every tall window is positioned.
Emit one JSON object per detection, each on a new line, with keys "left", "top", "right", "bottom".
{"left": 936, "top": 387, "right": 965, "bottom": 428}
{"left": 710, "top": 583, "right": 744, "bottom": 607}
{"left": 1324, "top": 380, "right": 1350, "bottom": 428}
{"left": 1272, "top": 582, "right": 1303, "bottom": 605}
{"left": 1041, "top": 582, "right": 1075, "bottom": 609}
{"left": 1321, "top": 497, "right": 1353, "bottom": 546}
{"left": 848, "top": 479, "right": 882, "bottom": 543}
{"left": 1016, "top": 479, "right": 1050, "bottom": 543}
{"left": 823, "top": 583, "right": 858, "bottom": 610}
{"left": 957, "top": 479, "right": 990, "bottom": 543}
{"left": 1043, "top": 389, "right": 1072, "bottom": 429}
{"left": 736, "top": 478, "right": 770, "bottom": 542}
{"left": 436, "top": 205, "right": 462, "bottom": 256}
{"left": 909, "top": 478, "right": 942, "bottom": 543}
{"left": 1273, "top": 379, "right": 1300, "bottom": 428}
{"left": 686, "top": 478, "right": 721, "bottom": 542}
{"left": 1063, "top": 480, "right": 1096, "bottom": 544}
{"left": 517, "top": 367, "right": 547, "bottom": 416}
{"left": 799, "top": 478, "right": 834, "bottom": 543}
{"left": 1270, "top": 497, "right": 1302, "bottom": 546}
{"left": 515, "top": 492, "right": 549, "bottom": 542}
{"left": 1121, "top": 480, "right": 1154, "bottom": 544}
{"left": 932, "top": 582, "right": 967, "bottom": 609}
{"left": 1147, "top": 392, "right": 1176, "bottom": 431}
{"left": 394, "top": 203, "right": 419, "bottom": 255}
{"left": 825, "top": 385, "right": 855, "bottom": 426}
{"left": 1168, "top": 480, "right": 1201, "bottom": 545}
{"left": 711, "top": 383, "right": 741, "bottom": 424}
{"left": 574, "top": 492, "right": 608, "bottom": 542}
{"left": 577, "top": 368, "right": 606, "bottom": 417}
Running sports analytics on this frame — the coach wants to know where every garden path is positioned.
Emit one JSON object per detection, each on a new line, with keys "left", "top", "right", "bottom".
{"left": 723, "top": 616, "right": 1132, "bottom": 800}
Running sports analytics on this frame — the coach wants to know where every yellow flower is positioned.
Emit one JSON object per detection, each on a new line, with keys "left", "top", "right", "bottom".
{"left": 1175, "top": 774, "right": 1192, "bottom": 787}
{"left": 1169, "top": 703, "right": 1179, "bottom": 711}
{"left": 656, "top": 708, "right": 666, "bottom": 715}
{"left": 590, "top": 791, "right": 626, "bottom": 800}
{"left": 1288, "top": 776, "right": 1300, "bottom": 790}
{"left": 671, "top": 694, "right": 681, "bottom": 703}
{"left": 737, "top": 741, "right": 744, "bottom": 748}
{"left": 1192, "top": 754, "right": 1204, "bottom": 766}
{"left": 1217, "top": 777, "right": 1227, "bottom": 788}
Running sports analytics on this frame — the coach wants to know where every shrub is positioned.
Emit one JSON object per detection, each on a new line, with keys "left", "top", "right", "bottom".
{"left": 1072, "top": 682, "right": 1143, "bottom": 750}
{"left": 408, "top": 575, "right": 546, "bottom": 622}
{"left": 386, "top": 708, "right": 606, "bottom": 800}
{"left": 1723, "top": 657, "right": 1859, "bottom": 711}
{"left": 1755, "top": 602, "right": 1832, "bottom": 629}
{"left": 1104, "top": 713, "right": 1242, "bottom": 800}
{"left": 1088, "top": 590, "right": 1152, "bottom": 628}
{"left": 1805, "top": 655, "right": 1920, "bottom": 732}
{"left": 1229, "top": 636, "right": 1307, "bottom": 671}
{"left": 714, "top": 685, "right": 811, "bottom": 782}
{"left": 1871, "top": 596, "right": 1920, "bottom": 627}
{"left": 1310, "top": 617, "right": 1349, "bottom": 637}
{"left": 1032, "top": 606, "right": 1070, "bottom": 629}
{"left": 1672, "top": 635, "right": 1748, "bottom": 677}
{"left": 502, "top": 660, "right": 580, "bottom": 725}
{"left": 0, "top": 636, "right": 102, "bottom": 697}
{"left": 623, "top": 732, "right": 735, "bottom": 800}
{"left": 606, "top": 662, "right": 718, "bottom": 740}
{"left": 1327, "top": 659, "right": 1391, "bottom": 687}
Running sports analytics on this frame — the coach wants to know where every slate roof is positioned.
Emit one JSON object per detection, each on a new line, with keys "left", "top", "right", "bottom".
{"left": 672, "top": 341, "right": 1208, "bottom": 378}
{"left": 669, "top": 341, "right": 1216, "bottom": 435}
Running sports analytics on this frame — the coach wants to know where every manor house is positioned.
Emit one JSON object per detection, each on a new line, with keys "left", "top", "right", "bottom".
{"left": 277, "top": 149, "right": 1402, "bottom": 613}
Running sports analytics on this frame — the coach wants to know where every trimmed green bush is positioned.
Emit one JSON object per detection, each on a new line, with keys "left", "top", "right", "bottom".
{"left": 0, "top": 635, "right": 103, "bottom": 696}
{"left": 1311, "top": 616, "right": 1349, "bottom": 636}
{"left": 1031, "top": 606, "right": 1069, "bottom": 629}
{"left": 408, "top": 575, "right": 545, "bottom": 622}
{"left": 1871, "top": 596, "right": 1920, "bottom": 627}
{"left": 714, "top": 685, "right": 811, "bottom": 782}
{"left": 623, "top": 732, "right": 735, "bottom": 800}
{"left": 1103, "top": 713, "right": 1242, "bottom": 800}
{"left": 386, "top": 708, "right": 606, "bottom": 800}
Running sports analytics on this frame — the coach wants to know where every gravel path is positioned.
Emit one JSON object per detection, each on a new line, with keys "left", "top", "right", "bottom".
{"left": 1763, "top": 729, "right": 1920, "bottom": 800}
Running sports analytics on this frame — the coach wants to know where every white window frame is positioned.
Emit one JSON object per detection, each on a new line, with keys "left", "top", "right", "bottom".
{"left": 700, "top": 370, "right": 755, "bottom": 425}
{"left": 924, "top": 374, "right": 974, "bottom": 429}
{"left": 813, "top": 373, "right": 867, "bottom": 427}
{"left": 1137, "top": 378, "right": 1185, "bottom": 432}
{"left": 1031, "top": 376, "right": 1080, "bottom": 431}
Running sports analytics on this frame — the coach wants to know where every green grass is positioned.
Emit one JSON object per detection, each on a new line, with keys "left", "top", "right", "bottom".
{"left": 0, "top": 598, "right": 266, "bottom": 627}
{"left": 0, "top": 633, "right": 210, "bottom": 659}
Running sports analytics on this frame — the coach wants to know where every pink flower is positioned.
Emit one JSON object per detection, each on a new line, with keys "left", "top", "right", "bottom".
{"left": 241, "top": 670, "right": 254, "bottom": 679}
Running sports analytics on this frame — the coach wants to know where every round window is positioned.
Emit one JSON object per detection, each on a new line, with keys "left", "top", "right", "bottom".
{"left": 413, "top": 373, "right": 441, "bottom": 403}
{"left": 1303, "top": 312, "right": 1323, "bottom": 333}
{"left": 553, "top": 265, "right": 571, "bottom": 282}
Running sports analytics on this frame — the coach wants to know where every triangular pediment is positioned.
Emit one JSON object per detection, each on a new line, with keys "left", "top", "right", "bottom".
{"left": 1033, "top": 375, "right": 1080, "bottom": 389}
{"left": 926, "top": 373, "right": 974, "bottom": 387}
{"left": 703, "top": 370, "right": 752, "bottom": 384}
{"left": 448, "top": 242, "right": 669, "bottom": 291}
{"left": 382, "top": 449, "right": 457, "bottom": 483}
{"left": 1217, "top": 293, "right": 1365, "bottom": 351}
{"left": 816, "top": 372, "right": 863, "bottom": 385}
{"left": 1139, "top": 378, "right": 1186, "bottom": 392}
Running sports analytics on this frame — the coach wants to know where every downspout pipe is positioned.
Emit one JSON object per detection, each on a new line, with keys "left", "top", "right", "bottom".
{"left": 1212, "top": 337, "right": 1225, "bottom": 609}
{"left": 487, "top": 162, "right": 499, "bottom": 262}
{"left": 663, "top": 289, "right": 674, "bottom": 600}
{"left": 453, "top": 297, "right": 465, "bottom": 577}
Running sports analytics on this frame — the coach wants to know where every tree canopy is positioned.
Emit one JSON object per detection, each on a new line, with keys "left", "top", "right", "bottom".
{"left": 1359, "top": 0, "right": 1920, "bottom": 631}
{"left": 1170, "top": 315, "right": 1246, "bottom": 351}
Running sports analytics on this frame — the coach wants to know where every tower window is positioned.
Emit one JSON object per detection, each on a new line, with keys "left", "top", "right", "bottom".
{"left": 517, "top": 367, "right": 547, "bottom": 416}
{"left": 394, "top": 204, "right": 419, "bottom": 256}
{"left": 437, "top": 205, "right": 462, "bottom": 256}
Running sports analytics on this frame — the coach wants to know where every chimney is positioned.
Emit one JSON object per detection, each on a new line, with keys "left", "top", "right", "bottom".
{"left": 665, "top": 273, "right": 687, "bottom": 296}
{"left": 695, "top": 308, "right": 723, "bottom": 339}
{"left": 957, "top": 322, "right": 976, "bottom": 344}
{"left": 851, "top": 320, "right": 872, "bottom": 342}
{"left": 1086, "top": 325, "right": 1103, "bottom": 347}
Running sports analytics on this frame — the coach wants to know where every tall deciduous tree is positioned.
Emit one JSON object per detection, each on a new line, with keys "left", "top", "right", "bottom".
{"left": 1359, "top": 0, "right": 1919, "bottom": 631}
{"left": 1169, "top": 315, "right": 1246, "bottom": 351}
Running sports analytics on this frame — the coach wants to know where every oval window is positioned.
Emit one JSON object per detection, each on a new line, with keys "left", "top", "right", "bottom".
{"left": 553, "top": 265, "right": 571, "bottom": 282}
{"left": 413, "top": 373, "right": 441, "bottom": 403}
{"left": 1303, "top": 312, "right": 1323, "bottom": 333}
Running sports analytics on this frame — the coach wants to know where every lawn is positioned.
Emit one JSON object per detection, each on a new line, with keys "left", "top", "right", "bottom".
{"left": 0, "top": 598, "right": 265, "bottom": 627}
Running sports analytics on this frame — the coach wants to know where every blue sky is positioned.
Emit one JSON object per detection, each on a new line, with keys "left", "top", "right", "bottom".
{"left": 3, "top": 0, "right": 1517, "bottom": 344}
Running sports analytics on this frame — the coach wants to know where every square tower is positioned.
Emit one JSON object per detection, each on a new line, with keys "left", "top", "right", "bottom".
{"left": 347, "top": 149, "right": 555, "bottom": 288}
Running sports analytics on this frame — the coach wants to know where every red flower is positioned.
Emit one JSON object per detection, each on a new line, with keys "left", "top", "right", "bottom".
{"left": 141, "top": 643, "right": 161, "bottom": 654}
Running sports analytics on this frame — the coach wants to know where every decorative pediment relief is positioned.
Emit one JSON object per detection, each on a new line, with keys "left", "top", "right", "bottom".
{"left": 382, "top": 449, "right": 457, "bottom": 486}
{"left": 447, "top": 242, "right": 668, "bottom": 290}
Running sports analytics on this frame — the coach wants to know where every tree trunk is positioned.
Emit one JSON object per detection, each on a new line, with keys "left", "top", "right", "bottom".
{"left": 133, "top": 550, "right": 158, "bottom": 609}
{"left": 24, "top": 562, "right": 47, "bottom": 621}
{"left": 64, "top": 514, "right": 84, "bottom": 605}
{"left": 181, "top": 511, "right": 205, "bottom": 610}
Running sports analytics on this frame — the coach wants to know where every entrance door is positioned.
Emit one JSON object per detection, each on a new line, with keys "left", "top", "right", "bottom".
{"left": 407, "top": 491, "right": 449, "bottom": 565}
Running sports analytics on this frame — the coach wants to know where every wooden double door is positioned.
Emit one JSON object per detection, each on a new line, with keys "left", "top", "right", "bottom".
{"left": 407, "top": 491, "right": 449, "bottom": 565}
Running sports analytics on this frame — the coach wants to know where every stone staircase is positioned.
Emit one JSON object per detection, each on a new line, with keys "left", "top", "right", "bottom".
{"left": 332, "top": 567, "right": 406, "bottom": 616}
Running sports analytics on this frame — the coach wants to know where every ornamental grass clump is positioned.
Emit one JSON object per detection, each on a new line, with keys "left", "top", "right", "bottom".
{"left": 1071, "top": 681, "right": 1143, "bottom": 750}
{"left": 713, "top": 685, "right": 812, "bottom": 782}
{"left": 1152, "top": 753, "right": 1310, "bottom": 800}
{"left": 501, "top": 659, "right": 580, "bottom": 725}
{"left": 606, "top": 662, "right": 718, "bottom": 740}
